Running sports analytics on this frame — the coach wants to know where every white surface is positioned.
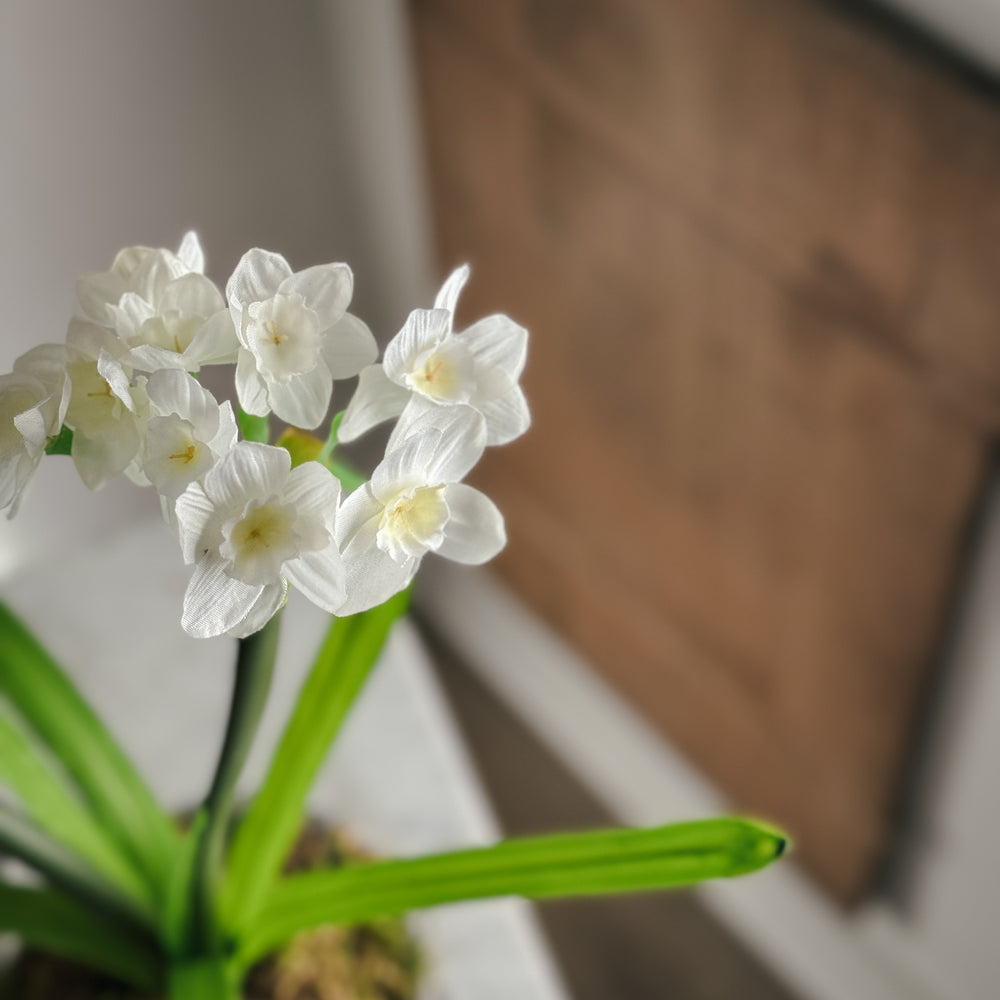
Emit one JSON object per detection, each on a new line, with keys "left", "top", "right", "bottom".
{"left": 0, "top": 516, "right": 567, "bottom": 1000}
{"left": 418, "top": 562, "right": 946, "bottom": 1000}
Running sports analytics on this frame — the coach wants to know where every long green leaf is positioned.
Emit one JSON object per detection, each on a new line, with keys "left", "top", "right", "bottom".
{"left": 0, "top": 602, "right": 178, "bottom": 894}
{"left": 0, "top": 805, "right": 157, "bottom": 934}
{"left": 239, "top": 818, "right": 787, "bottom": 966}
{"left": 220, "top": 591, "right": 410, "bottom": 934}
{"left": 0, "top": 883, "right": 162, "bottom": 991}
{"left": 0, "top": 700, "right": 153, "bottom": 906}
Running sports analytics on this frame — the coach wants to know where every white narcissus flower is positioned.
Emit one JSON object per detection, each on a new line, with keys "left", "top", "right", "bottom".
{"left": 77, "top": 231, "right": 237, "bottom": 374}
{"left": 140, "top": 369, "right": 238, "bottom": 503}
{"left": 62, "top": 320, "right": 147, "bottom": 491}
{"left": 0, "top": 345, "right": 71, "bottom": 516}
{"left": 338, "top": 265, "right": 530, "bottom": 448}
{"left": 335, "top": 406, "right": 505, "bottom": 616}
{"left": 175, "top": 442, "right": 345, "bottom": 638}
{"left": 227, "top": 249, "right": 377, "bottom": 430}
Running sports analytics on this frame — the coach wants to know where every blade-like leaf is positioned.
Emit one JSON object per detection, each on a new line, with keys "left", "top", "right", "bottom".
{"left": 240, "top": 818, "right": 787, "bottom": 966}
{"left": 220, "top": 591, "right": 410, "bottom": 933}
{"left": 0, "top": 805, "right": 158, "bottom": 934}
{"left": 0, "top": 883, "right": 162, "bottom": 991}
{"left": 0, "top": 602, "right": 178, "bottom": 895}
{"left": 163, "top": 810, "right": 208, "bottom": 956}
{"left": 0, "top": 700, "right": 153, "bottom": 907}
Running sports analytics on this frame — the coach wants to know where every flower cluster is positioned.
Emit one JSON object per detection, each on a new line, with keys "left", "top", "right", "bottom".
{"left": 0, "top": 235, "right": 528, "bottom": 637}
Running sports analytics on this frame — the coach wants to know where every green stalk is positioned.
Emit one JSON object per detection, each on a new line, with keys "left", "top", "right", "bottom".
{"left": 0, "top": 805, "right": 158, "bottom": 935}
{"left": 239, "top": 818, "right": 787, "bottom": 967}
{"left": 187, "top": 613, "right": 282, "bottom": 954}
{"left": 220, "top": 591, "right": 409, "bottom": 934}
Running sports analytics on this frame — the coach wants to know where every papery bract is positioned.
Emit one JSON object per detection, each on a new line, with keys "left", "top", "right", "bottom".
{"left": 335, "top": 406, "right": 505, "bottom": 616}
{"left": 0, "top": 344, "right": 71, "bottom": 516}
{"left": 175, "top": 442, "right": 345, "bottom": 638}
{"left": 338, "top": 266, "right": 530, "bottom": 448}
{"left": 227, "top": 249, "right": 377, "bottom": 430}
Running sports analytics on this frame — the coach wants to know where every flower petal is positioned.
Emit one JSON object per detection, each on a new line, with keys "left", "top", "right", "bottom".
{"left": 382, "top": 401, "right": 486, "bottom": 486}
{"left": 71, "top": 421, "right": 140, "bottom": 490}
{"left": 278, "top": 263, "right": 353, "bottom": 327}
{"left": 175, "top": 481, "right": 217, "bottom": 563}
{"left": 438, "top": 483, "right": 506, "bottom": 564}
{"left": 433, "top": 265, "right": 470, "bottom": 315}
{"left": 284, "top": 544, "right": 346, "bottom": 614}
{"left": 159, "top": 272, "right": 225, "bottom": 318}
{"left": 226, "top": 249, "right": 292, "bottom": 312}
{"left": 266, "top": 363, "right": 333, "bottom": 430}
{"left": 202, "top": 441, "right": 290, "bottom": 509}
{"left": 176, "top": 231, "right": 205, "bottom": 274}
{"left": 478, "top": 385, "right": 531, "bottom": 445}
{"left": 338, "top": 512, "right": 417, "bottom": 616}
{"left": 235, "top": 350, "right": 270, "bottom": 416}
{"left": 337, "top": 364, "right": 409, "bottom": 443}
{"left": 321, "top": 312, "right": 378, "bottom": 379}
{"left": 281, "top": 461, "right": 341, "bottom": 527}
{"left": 228, "top": 582, "right": 288, "bottom": 639}
{"left": 461, "top": 314, "right": 528, "bottom": 382}
{"left": 75, "top": 271, "right": 125, "bottom": 324}
{"left": 182, "top": 556, "right": 270, "bottom": 638}
{"left": 146, "top": 369, "right": 220, "bottom": 432}
{"left": 383, "top": 308, "right": 451, "bottom": 383}
{"left": 186, "top": 309, "right": 239, "bottom": 367}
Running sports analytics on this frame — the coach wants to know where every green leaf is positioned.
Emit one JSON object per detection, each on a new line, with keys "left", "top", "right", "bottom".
{"left": 44, "top": 425, "right": 73, "bottom": 456}
{"left": 237, "top": 408, "right": 270, "bottom": 444}
{"left": 0, "top": 701, "right": 153, "bottom": 908}
{"left": 168, "top": 956, "right": 240, "bottom": 1000}
{"left": 0, "top": 602, "right": 178, "bottom": 897}
{"left": 220, "top": 591, "right": 410, "bottom": 934}
{"left": 0, "top": 804, "right": 158, "bottom": 934}
{"left": 0, "top": 883, "right": 163, "bottom": 992}
{"left": 162, "top": 810, "right": 208, "bottom": 956}
{"left": 239, "top": 818, "right": 787, "bottom": 966}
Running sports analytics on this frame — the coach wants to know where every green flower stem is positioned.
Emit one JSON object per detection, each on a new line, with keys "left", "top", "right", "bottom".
{"left": 220, "top": 591, "right": 409, "bottom": 935}
{"left": 0, "top": 805, "right": 158, "bottom": 935}
{"left": 188, "top": 613, "right": 282, "bottom": 954}
{"left": 239, "top": 818, "right": 788, "bottom": 967}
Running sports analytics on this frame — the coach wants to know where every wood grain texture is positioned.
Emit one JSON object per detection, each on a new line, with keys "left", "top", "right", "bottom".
{"left": 410, "top": 0, "right": 994, "bottom": 900}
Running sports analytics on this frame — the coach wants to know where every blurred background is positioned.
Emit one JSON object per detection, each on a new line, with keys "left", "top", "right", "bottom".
{"left": 3, "top": 1, "right": 1000, "bottom": 997}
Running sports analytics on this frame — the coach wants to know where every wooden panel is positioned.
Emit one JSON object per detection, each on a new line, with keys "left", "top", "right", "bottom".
{"left": 411, "top": 0, "right": 994, "bottom": 900}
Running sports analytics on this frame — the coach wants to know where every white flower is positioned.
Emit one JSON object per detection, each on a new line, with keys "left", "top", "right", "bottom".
{"left": 0, "top": 345, "right": 71, "bottom": 516}
{"left": 175, "top": 442, "right": 345, "bottom": 638}
{"left": 338, "top": 266, "right": 530, "bottom": 448}
{"left": 335, "top": 406, "right": 505, "bottom": 616}
{"left": 227, "top": 249, "right": 377, "bottom": 429}
{"left": 77, "top": 232, "right": 237, "bottom": 374}
{"left": 140, "top": 369, "right": 238, "bottom": 502}
{"left": 63, "top": 320, "right": 147, "bottom": 490}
